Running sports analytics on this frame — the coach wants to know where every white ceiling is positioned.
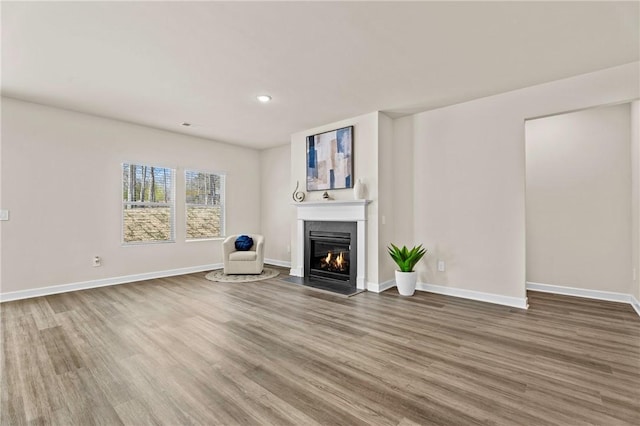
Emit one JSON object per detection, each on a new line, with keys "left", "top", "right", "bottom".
{"left": 2, "top": 1, "right": 639, "bottom": 149}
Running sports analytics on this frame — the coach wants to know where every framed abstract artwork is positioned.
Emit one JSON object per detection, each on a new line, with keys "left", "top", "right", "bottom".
{"left": 306, "top": 126, "right": 353, "bottom": 191}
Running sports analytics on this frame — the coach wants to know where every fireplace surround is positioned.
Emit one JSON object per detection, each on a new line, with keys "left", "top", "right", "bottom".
{"left": 292, "top": 200, "right": 370, "bottom": 292}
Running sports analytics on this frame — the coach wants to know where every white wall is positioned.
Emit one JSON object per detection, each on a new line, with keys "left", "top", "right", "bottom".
{"left": 289, "top": 111, "right": 418, "bottom": 287}
{"left": 0, "top": 100, "right": 3, "bottom": 290}
{"left": 1, "top": 98, "right": 261, "bottom": 294}
{"left": 390, "top": 116, "right": 415, "bottom": 248}
{"left": 632, "top": 100, "right": 640, "bottom": 300}
{"left": 259, "top": 144, "right": 292, "bottom": 264}
{"left": 290, "top": 112, "right": 381, "bottom": 284}
{"left": 378, "top": 113, "right": 417, "bottom": 283}
{"left": 400, "top": 62, "right": 638, "bottom": 301}
{"left": 377, "top": 112, "right": 396, "bottom": 283}
{"left": 526, "top": 104, "right": 631, "bottom": 293}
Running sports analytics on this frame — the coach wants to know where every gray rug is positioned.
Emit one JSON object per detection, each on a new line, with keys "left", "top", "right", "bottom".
{"left": 205, "top": 267, "right": 279, "bottom": 283}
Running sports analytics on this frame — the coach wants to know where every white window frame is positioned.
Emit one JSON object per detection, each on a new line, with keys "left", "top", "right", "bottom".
{"left": 184, "top": 169, "right": 226, "bottom": 241}
{"left": 122, "top": 162, "right": 176, "bottom": 245}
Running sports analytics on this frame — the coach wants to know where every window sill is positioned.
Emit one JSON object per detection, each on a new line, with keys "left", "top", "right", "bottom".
{"left": 122, "top": 240, "right": 176, "bottom": 247}
{"left": 185, "top": 237, "right": 226, "bottom": 243}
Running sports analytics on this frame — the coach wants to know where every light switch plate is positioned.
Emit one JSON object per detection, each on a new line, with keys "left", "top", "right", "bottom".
{"left": 0, "top": 210, "right": 8, "bottom": 221}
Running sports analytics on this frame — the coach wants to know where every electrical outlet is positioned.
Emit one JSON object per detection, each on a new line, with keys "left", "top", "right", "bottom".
{"left": 286, "top": 245, "right": 291, "bottom": 253}
{"left": 93, "top": 256, "right": 101, "bottom": 267}
{"left": 437, "top": 260, "right": 445, "bottom": 272}
{"left": 0, "top": 210, "right": 9, "bottom": 221}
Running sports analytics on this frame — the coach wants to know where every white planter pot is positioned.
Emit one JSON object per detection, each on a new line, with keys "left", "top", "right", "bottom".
{"left": 395, "top": 270, "right": 417, "bottom": 296}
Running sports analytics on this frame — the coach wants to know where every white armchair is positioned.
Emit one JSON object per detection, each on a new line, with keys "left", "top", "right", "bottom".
{"left": 222, "top": 234, "right": 265, "bottom": 275}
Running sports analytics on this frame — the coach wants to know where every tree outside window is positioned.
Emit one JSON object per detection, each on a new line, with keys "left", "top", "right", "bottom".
{"left": 185, "top": 170, "right": 225, "bottom": 240}
{"left": 122, "top": 163, "right": 175, "bottom": 243}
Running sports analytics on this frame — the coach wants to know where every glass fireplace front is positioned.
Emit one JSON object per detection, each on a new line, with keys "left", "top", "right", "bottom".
{"left": 309, "top": 235, "right": 351, "bottom": 281}
{"left": 304, "top": 221, "right": 357, "bottom": 291}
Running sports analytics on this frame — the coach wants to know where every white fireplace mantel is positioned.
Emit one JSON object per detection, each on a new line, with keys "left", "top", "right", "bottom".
{"left": 291, "top": 200, "right": 371, "bottom": 290}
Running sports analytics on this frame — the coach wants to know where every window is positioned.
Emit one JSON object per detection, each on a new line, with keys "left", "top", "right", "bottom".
{"left": 122, "top": 163, "right": 175, "bottom": 244}
{"left": 185, "top": 170, "right": 225, "bottom": 239}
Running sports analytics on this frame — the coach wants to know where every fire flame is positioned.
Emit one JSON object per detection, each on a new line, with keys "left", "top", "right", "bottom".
{"left": 321, "top": 251, "right": 348, "bottom": 272}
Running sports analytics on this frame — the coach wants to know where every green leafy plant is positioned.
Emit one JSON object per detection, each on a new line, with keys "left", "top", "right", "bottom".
{"left": 387, "top": 244, "right": 427, "bottom": 272}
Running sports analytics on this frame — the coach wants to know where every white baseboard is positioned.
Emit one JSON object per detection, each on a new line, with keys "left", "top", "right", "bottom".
{"left": 289, "top": 267, "right": 303, "bottom": 277}
{"left": 0, "top": 263, "right": 223, "bottom": 303}
{"left": 631, "top": 295, "right": 640, "bottom": 317}
{"left": 526, "top": 281, "right": 631, "bottom": 303}
{"left": 527, "top": 281, "right": 640, "bottom": 318}
{"left": 367, "top": 279, "right": 395, "bottom": 293}
{"left": 416, "top": 282, "right": 529, "bottom": 309}
{"left": 264, "top": 259, "right": 291, "bottom": 268}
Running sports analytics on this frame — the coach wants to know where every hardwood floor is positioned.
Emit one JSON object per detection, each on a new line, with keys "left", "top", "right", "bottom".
{"left": 2, "top": 268, "right": 639, "bottom": 425}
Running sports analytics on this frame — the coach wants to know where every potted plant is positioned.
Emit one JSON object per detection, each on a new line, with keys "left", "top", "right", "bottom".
{"left": 388, "top": 243, "right": 427, "bottom": 296}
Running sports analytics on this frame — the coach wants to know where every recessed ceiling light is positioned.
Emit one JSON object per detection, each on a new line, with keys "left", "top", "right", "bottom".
{"left": 181, "top": 122, "right": 191, "bottom": 127}
{"left": 257, "top": 95, "right": 272, "bottom": 103}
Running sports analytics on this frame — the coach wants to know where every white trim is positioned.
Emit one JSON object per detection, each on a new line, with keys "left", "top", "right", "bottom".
{"left": 265, "top": 259, "right": 291, "bottom": 268}
{"left": 416, "top": 282, "right": 529, "bottom": 309}
{"left": 294, "top": 200, "right": 371, "bottom": 222}
{"left": 526, "top": 281, "right": 632, "bottom": 303}
{"left": 631, "top": 295, "right": 640, "bottom": 317}
{"left": 292, "top": 200, "right": 371, "bottom": 207}
{"left": 357, "top": 276, "right": 366, "bottom": 290}
{"left": 121, "top": 162, "right": 177, "bottom": 245}
{"left": 367, "top": 279, "right": 395, "bottom": 293}
{"left": 527, "top": 281, "right": 640, "bottom": 317}
{"left": 293, "top": 200, "right": 371, "bottom": 290}
{"left": 120, "top": 239, "right": 176, "bottom": 247}
{"left": 0, "top": 263, "right": 223, "bottom": 303}
{"left": 184, "top": 237, "right": 225, "bottom": 243}
{"left": 184, "top": 169, "right": 226, "bottom": 240}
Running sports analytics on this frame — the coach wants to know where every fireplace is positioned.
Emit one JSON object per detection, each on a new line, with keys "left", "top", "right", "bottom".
{"left": 293, "top": 200, "right": 370, "bottom": 293}
{"left": 304, "top": 221, "right": 357, "bottom": 293}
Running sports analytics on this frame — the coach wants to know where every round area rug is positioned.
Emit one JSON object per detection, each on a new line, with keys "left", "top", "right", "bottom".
{"left": 205, "top": 267, "right": 279, "bottom": 283}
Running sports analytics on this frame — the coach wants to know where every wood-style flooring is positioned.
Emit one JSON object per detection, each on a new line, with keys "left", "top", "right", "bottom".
{"left": 1, "top": 267, "right": 639, "bottom": 425}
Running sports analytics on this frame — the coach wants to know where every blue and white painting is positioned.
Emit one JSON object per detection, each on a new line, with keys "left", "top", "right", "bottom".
{"left": 306, "top": 126, "right": 353, "bottom": 191}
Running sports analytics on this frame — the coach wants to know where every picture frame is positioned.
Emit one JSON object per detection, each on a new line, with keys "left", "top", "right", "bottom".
{"left": 306, "top": 125, "right": 353, "bottom": 191}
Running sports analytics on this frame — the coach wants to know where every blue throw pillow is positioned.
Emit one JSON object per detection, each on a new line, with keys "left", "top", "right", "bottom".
{"left": 235, "top": 235, "right": 254, "bottom": 251}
